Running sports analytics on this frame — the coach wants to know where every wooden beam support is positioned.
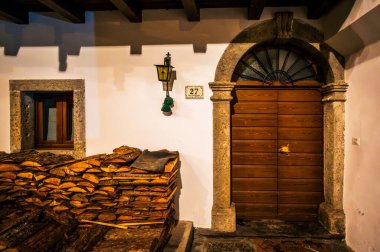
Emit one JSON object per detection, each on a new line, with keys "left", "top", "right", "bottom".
{"left": 248, "top": 0, "right": 266, "bottom": 20}
{"left": 37, "top": 0, "right": 85, "bottom": 23}
{"left": 307, "top": 0, "right": 336, "bottom": 19}
{"left": 0, "top": 3, "right": 28, "bottom": 24}
{"left": 180, "top": 0, "right": 200, "bottom": 21}
{"left": 109, "top": 0, "right": 142, "bottom": 23}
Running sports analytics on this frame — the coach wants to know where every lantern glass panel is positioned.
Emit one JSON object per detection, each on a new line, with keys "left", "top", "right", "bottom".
{"left": 155, "top": 65, "right": 173, "bottom": 82}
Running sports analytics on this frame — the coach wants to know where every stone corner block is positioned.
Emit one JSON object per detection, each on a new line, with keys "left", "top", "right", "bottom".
{"left": 319, "top": 202, "right": 345, "bottom": 235}
{"left": 211, "top": 203, "right": 236, "bottom": 232}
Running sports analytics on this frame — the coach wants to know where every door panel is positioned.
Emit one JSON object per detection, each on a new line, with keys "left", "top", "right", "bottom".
{"left": 234, "top": 102, "right": 278, "bottom": 114}
{"left": 232, "top": 114, "right": 277, "bottom": 127}
{"left": 232, "top": 88, "right": 323, "bottom": 221}
{"left": 278, "top": 102, "right": 322, "bottom": 115}
{"left": 232, "top": 178, "right": 277, "bottom": 191}
{"left": 232, "top": 165, "right": 277, "bottom": 178}
{"left": 278, "top": 166, "right": 322, "bottom": 179}
{"left": 232, "top": 140, "right": 277, "bottom": 152}
{"left": 233, "top": 191, "right": 277, "bottom": 203}
{"left": 236, "top": 89, "right": 278, "bottom": 101}
{"left": 232, "top": 127, "right": 277, "bottom": 140}
{"left": 278, "top": 115, "right": 322, "bottom": 127}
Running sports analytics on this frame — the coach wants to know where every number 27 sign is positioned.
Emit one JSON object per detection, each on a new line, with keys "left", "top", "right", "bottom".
{"left": 185, "top": 86, "right": 204, "bottom": 99}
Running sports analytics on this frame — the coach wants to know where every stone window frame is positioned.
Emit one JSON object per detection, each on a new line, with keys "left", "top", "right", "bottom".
{"left": 209, "top": 12, "right": 347, "bottom": 235}
{"left": 10, "top": 79, "right": 85, "bottom": 159}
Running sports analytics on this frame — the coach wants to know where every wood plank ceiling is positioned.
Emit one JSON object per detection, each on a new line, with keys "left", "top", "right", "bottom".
{"left": 0, "top": 0, "right": 340, "bottom": 24}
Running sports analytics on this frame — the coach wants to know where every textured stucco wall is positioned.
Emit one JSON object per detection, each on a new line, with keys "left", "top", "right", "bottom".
{"left": 344, "top": 39, "right": 380, "bottom": 252}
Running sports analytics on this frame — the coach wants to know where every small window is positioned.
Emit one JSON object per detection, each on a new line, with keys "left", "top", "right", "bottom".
{"left": 35, "top": 92, "right": 73, "bottom": 149}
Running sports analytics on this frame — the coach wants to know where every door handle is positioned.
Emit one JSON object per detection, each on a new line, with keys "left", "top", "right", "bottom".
{"left": 279, "top": 144, "right": 290, "bottom": 154}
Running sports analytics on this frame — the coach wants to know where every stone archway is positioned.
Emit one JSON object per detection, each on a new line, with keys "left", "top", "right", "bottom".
{"left": 209, "top": 12, "right": 347, "bottom": 234}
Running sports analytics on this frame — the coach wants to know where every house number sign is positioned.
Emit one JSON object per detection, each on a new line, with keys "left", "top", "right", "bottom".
{"left": 185, "top": 86, "right": 204, "bottom": 99}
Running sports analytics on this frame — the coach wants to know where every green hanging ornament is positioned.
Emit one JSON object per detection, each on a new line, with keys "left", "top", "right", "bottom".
{"left": 161, "top": 95, "right": 174, "bottom": 116}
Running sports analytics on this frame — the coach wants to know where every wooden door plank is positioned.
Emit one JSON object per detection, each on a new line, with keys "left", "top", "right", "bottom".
{"left": 278, "top": 140, "right": 322, "bottom": 153}
{"left": 232, "top": 140, "right": 277, "bottom": 152}
{"left": 232, "top": 153, "right": 277, "bottom": 165}
{"left": 279, "top": 215, "right": 317, "bottom": 221}
{"left": 233, "top": 191, "right": 277, "bottom": 204}
{"left": 278, "top": 115, "right": 323, "bottom": 127}
{"left": 278, "top": 128, "right": 322, "bottom": 140}
{"left": 236, "top": 203, "right": 277, "bottom": 218}
{"left": 234, "top": 102, "right": 278, "bottom": 114}
{"left": 278, "top": 179, "right": 322, "bottom": 191}
{"left": 278, "top": 192, "right": 322, "bottom": 204}
{"left": 235, "top": 89, "right": 277, "bottom": 101}
{"left": 278, "top": 102, "right": 322, "bottom": 115}
{"left": 232, "top": 178, "right": 277, "bottom": 191}
{"left": 232, "top": 114, "right": 277, "bottom": 127}
{"left": 278, "top": 153, "right": 323, "bottom": 166}
{"left": 232, "top": 165, "right": 277, "bottom": 178}
{"left": 278, "top": 90, "right": 322, "bottom": 101}
{"left": 278, "top": 204, "right": 319, "bottom": 214}
{"left": 232, "top": 127, "right": 277, "bottom": 140}
{"left": 278, "top": 166, "right": 322, "bottom": 179}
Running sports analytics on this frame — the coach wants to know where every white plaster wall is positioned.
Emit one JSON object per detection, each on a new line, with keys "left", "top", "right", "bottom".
{"left": 345, "top": 39, "right": 380, "bottom": 252}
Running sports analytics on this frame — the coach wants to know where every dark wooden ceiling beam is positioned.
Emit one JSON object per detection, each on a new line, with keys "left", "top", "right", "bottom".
{"left": 248, "top": 0, "right": 266, "bottom": 20}
{"left": 109, "top": 0, "right": 142, "bottom": 23}
{"left": 0, "top": 3, "right": 29, "bottom": 24}
{"left": 181, "top": 0, "right": 200, "bottom": 21}
{"left": 307, "top": 0, "right": 335, "bottom": 19}
{"left": 36, "top": 0, "right": 85, "bottom": 23}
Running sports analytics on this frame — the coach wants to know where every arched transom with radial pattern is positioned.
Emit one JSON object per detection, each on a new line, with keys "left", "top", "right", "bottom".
{"left": 232, "top": 45, "right": 322, "bottom": 86}
{"left": 231, "top": 44, "right": 324, "bottom": 221}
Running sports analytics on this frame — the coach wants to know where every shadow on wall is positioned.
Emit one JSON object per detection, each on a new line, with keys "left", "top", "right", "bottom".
{"left": 0, "top": 8, "right": 258, "bottom": 71}
{"left": 325, "top": 4, "right": 380, "bottom": 64}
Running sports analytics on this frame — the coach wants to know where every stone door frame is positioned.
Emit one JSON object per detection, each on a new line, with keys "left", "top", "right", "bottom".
{"left": 209, "top": 12, "right": 347, "bottom": 235}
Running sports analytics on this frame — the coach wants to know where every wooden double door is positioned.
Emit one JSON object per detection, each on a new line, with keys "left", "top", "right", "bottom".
{"left": 231, "top": 88, "right": 323, "bottom": 221}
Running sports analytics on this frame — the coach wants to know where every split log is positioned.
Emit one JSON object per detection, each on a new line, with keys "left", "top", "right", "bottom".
{"left": 82, "top": 173, "right": 99, "bottom": 184}
{"left": 0, "top": 218, "right": 50, "bottom": 250}
{"left": 0, "top": 209, "right": 41, "bottom": 236}
{"left": 16, "top": 221, "right": 76, "bottom": 252}
{"left": 0, "top": 164, "right": 22, "bottom": 172}
{"left": 61, "top": 225, "right": 109, "bottom": 252}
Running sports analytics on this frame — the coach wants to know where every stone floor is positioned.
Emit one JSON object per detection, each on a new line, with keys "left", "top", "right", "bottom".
{"left": 191, "top": 220, "right": 352, "bottom": 252}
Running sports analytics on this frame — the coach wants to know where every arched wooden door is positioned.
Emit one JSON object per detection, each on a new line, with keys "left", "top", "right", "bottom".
{"left": 231, "top": 45, "right": 324, "bottom": 221}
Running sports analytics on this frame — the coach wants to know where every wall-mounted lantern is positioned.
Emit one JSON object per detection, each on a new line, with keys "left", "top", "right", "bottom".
{"left": 155, "top": 52, "right": 176, "bottom": 116}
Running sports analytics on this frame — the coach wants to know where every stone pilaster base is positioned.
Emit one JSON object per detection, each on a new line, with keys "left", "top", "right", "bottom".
{"left": 319, "top": 202, "right": 345, "bottom": 235}
{"left": 211, "top": 203, "right": 236, "bottom": 232}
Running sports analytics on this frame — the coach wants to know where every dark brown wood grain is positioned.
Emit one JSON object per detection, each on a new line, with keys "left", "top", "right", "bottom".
{"left": 278, "top": 179, "right": 322, "bottom": 191}
{"left": 278, "top": 166, "right": 322, "bottom": 179}
{"left": 278, "top": 191, "right": 322, "bottom": 204}
{"left": 233, "top": 191, "right": 277, "bottom": 203}
{"left": 278, "top": 90, "right": 322, "bottom": 101}
{"left": 234, "top": 102, "right": 278, "bottom": 114}
{"left": 232, "top": 153, "right": 277, "bottom": 165}
{"left": 232, "top": 165, "right": 277, "bottom": 178}
{"left": 232, "top": 114, "right": 277, "bottom": 127}
{"left": 232, "top": 127, "right": 277, "bottom": 140}
{"left": 278, "top": 140, "right": 322, "bottom": 153}
{"left": 278, "top": 102, "right": 322, "bottom": 115}
{"left": 278, "top": 153, "right": 323, "bottom": 166}
{"left": 232, "top": 140, "right": 277, "bottom": 152}
{"left": 232, "top": 178, "right": 277, "bottom": 191}
{"left": 235, "top": 203, "right": 277, "bottom": 219}
{"left": 278, "top": 115, "right": 322, "bottom": 127}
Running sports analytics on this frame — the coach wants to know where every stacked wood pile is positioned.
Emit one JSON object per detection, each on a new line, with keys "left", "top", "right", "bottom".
{"left": 0, "top": 203, "right": 170, "bottom": 252}
{"left": 0, "top": 145, "right": 179, "bottom": 250}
